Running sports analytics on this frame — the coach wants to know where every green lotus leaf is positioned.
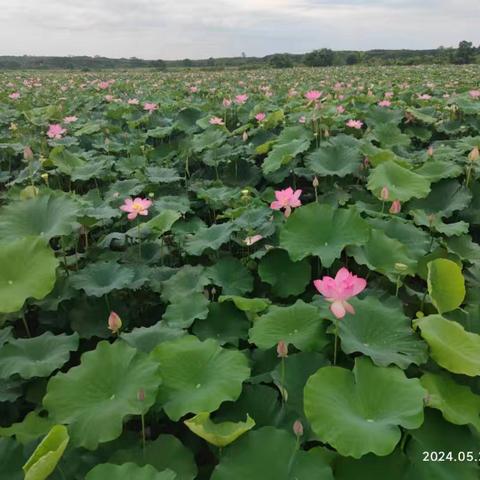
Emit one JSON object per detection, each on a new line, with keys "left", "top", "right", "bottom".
{"left": 0, "top": 327, "right": 13, "bottom": 347}
{"left": 161, "top": 265, "right": 210, "bottom": 303}
{"left": 348, "top": 229, "right": 417, "bottom": 281}
{"left": 427, "top": 258, "right": 465, "bottom": 313}
{"left": 258, "top": 249, "right": 311, "bottom": 297}
{"left": 367, "top": 160, "right": 431, "bottom": 202}
{"left": 412, "top": 209, "right": 470, "bottom": 237}
{"left": 415, "top": 159, "right": 463, "bottom": 182}
{"left": 0, "top": 332, "right": 79, "bottom": 379}
{"left": 415, "top": 315, "right": 480, "bottom": 376}
{"left": 23, "top": 425, "right": 69, "bottom": 480}
{"left": 193, "top": 301, "right": 249, "bottom": 346}
{"left": 43, "top": 341, "right": 161, "bottom": 449}
{"left": 0, "top": 438, "right": 24, "bottom": 480}
{"left": 304, "top": 357, "right": 425, "bottom": 458}
{"left": 163, "top": 294, "right": 209, "bottom": 328}
{"left": 421, "top": 372, "right": 480, "bottom": 432}
{"left": 109, "top": 435, "right": 197, "bottom": 480}
{"left": 70, "top": 261, "right": 135, "bottom": 297}
{"left": 249, "top": 300, "right": 328, "bottom": 351}
{"left": 150, "top": 335, "right": 250, "bottom": 421}
{"left": 121, "top": 322, "right": 185, "bottom": 353}
{"left": 211, "top": 427, "right": 334, "bottom": 480}
{"left": 0, "top": 237, "right": 59, "bottom": 313}
{"left": 0, "top": 194, "right": 79, "bottom": 241}
{"left": 86, "top": 463, "right": 176, "bottom": 480}
{"left": 279, "top": 203, "right": 370, "bottom": 266}
{"left": 184, "top": 223, "right": 236, "bottom": 256}
{"left": 143, "top": 210, "right": 181, "bottom": 236}
{"left": 0, "top": 411, "right": 53, "bottom": 445}
{"left": 206, "top": 257, "right": 253, "bottom": 295}
{"left": 335, "top": 297, "right": 428, "bottom": 368}
{"left": 406, "top": 410, "right": 480, "bottom": 480}
{"left": 218, "top": 295, "right": 271, "bottom": 313}
{"left": 145, "top": 166, "right": 182, "bottom": 183}
{"left": 184, "top": 412, "right": 255, "bottom": 447}
{"left": 410, "top": 179, "right": 472, "bottom": 219}
{"left": 306, "top": 135, "right": 361, "bottom": 177}
{"left": 262, "top": 126, "right": 312, "bottom": 175}
{"left": 371, "top": 124, "right": 410, "bottom": 148}
{"left": 445, "top": 235, "right": 480, "bottom": 262}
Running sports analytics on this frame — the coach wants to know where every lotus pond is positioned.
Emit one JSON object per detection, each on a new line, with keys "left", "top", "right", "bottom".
{"left": 1, "top": 65, "right": 480, "bottom": 479}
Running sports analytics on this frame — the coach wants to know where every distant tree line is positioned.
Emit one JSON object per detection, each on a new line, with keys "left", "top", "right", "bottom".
{"left": 0, "top": 41, "right": 477, "bottom": 70}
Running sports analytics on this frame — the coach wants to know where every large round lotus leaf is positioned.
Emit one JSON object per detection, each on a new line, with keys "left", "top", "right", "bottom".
{"left": 304, "top": 357, "right": 425, "bottom": 458}
{"left": 335, "top": 297, "right": 428, "bottom": 368}
{"left": 348, "top": 229, "right": 417, "bottom": 281}
{"left": 258, "top": 249, "right": 311, "bottom": 297}
{"left": 43, "top": 341, "right": 161, "bottom": 449}
{"left": 0, "top": 237, "right": 59, "bottom": 313}
{"left": 249, "top": 300, "right": 328, "bottom": 352}
{"left": 184, "top": 223, "right": 236, "bottom": 256}
{"left": 367, "top": 160, "right": 431, "bottom": 202}
{"left": 86, "top": 463, "right": 176, "bottom": 480}
{"left": 184, "top": 412, "right": 255, "bottom": 447}
{"left": 150, "top": 335, "right": 250, "bottom": 421}
{"left": 109, "top": 435, "right": 197, "bottom": 480}
{"left": 0, "top": 332, "right": 79, "bottom": 379}
{"left": 121, "top": 322, "right": 185, "bottom": 353}
{"left": 0, "top": 194, "right": 79, "bottom": 241}
{"left": 23, "top": 425, "right": 69, "bottom": 480}
{"left": 279, "top": 203, "right": 370, "bottom": 266}
{"left": 211, "top": 427, "right": 334, "bottom": 480}
{"left": 415, "top": 159, "right": 463, "bottom": 182}
{"left": 409, "top": 179, "right": 472, "bottom": 219}
{"left": 406, "top": 410, "right": 480, "bottom": 480}
{"left": 415, "top": 315, "right": 480, "bottom": 376}
{"left": 193, "top": 302, "right": 249, "bottom": 346}
{"left": 161, "top": 265, "right": 209, "bottom": 303}
{"left": 335, "top": 451, "right": 409, "bottom": 480}
{"left": 0, "top": 438, "right": 24, "bottom": 480}
{"left": 427, "top": 258, "right": 465, "bottom": 313}
{"left": 70, "top": 261, "right": 135, "bottom": 297}
{"left": 163, "top": 293, "right": 209, "bottom": 328}
{"left": 206, "top": 257, "right": 253, "bottom": 295}
{"left": 0, "top": 411, "right": 53, "bottom": 445}
{"left": 421, "top": 372, "right": 480, "bottom": 432}
{"left": 306, "top": 135, "right": 361, "bottom": 177}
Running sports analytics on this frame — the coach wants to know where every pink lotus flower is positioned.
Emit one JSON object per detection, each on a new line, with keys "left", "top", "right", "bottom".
{"left": 9, "top": 92, "right": 20, "bottom": 100}
{"left": 128, "top": 98, "right": 139, "bottom": 105}
{"left": 47, "top": 124, "right": 66, "bottom": 139}
{"left": 98, "top": 81, "right": 110, "bottom": 90}
{"left": 223, "top": 98, "right": 232, "bottom": 107}
{"left": 108, "top": 311, "right": 122, "bottom": 334}
{"left": 346, "top": 119, "right": 363, "bottom": 129}
{"left": 143, "top": 102, "right": 158, "bottom": 113}
{"left": 390, "top": 200, "right": 401, "bottom": 214}
{"left": 209, "top": 116, "right": 224, "bottom": 125}
{"left": 380, "top": 186, "right": 389, "bottom": 201}
{"left": 336, "top": 105, "right": 345, "bottom": 114}
{"left": 63, "top": 116, "right": 78, "bottom": 124}
{"left": 313, "top": 267, "right": 367, "bottom": 319}
{"left": 305, "top": 90, "right": 322, "bottom": 102}
{"left": 385, "top": 91, "right": 394, "bottom": 98}
{"left": 120, "top": 197, "right": 152, "bottom": 220}
{"left": 235, "top": 94, "right": 248, "bottom": 105}
{"left": 105, "top": 95, "right": 114, "bottom": 102}
{"left": 244, "top": 234, "right": 263, "bottom": 246}
{"left": 277, "top": 340, "right": 288, "bottom": 358}
{"left": 270, "top": 187, "right": 302, "bottom": 217}
{"left": 470, "top": 90, "right": 480, "bottom": 99}
{"left": 418, "top": 94, "right": 432, "bottom": 100}
{"left": 189, "top": 86, "right": 198, "bottom": 93}
{"left": 298, "top": 116, "right": 306, "bottom": 124}
{"left": 378, "top": 100, "right": 391, "bottom": 107}
{"left": 255, "top": 112, "right": 266, "bottom": 122}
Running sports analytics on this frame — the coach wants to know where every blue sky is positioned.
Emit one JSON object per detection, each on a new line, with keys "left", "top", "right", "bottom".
{"left": 0, "top": 0, "right": 478, "bottom": 59}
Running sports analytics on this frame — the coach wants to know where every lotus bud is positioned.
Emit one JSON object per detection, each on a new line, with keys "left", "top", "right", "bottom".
{"left": 293, "top": 420, "right": 304, "bottom": 437}
{"left": 427, "top": 145, "right": 434, "bottom": 157}
{"left": 389, "top": 200, "right": 401, "bottom": 214}
{"left": 23, "top": 146, "right": 34, "bottom": 161}
{"left": 394, "top": 263, "right": 408, "bottom": 272}
{"left": 468, "top": 146, "right": 479, "bottom": 162}
{"left": 277, "top": 340, "right": 288, "bottom": 358}
{"left": 380, "top": 186, "right": 389, "bottom": 201}
{"left": 137, "top": 388, "right": 145, "bottom": 402}
{"left": 108, "top": 311, "right": 122, "bottom": 334}
{"left": 242, "top": 130, "right": 248, "bottom": 142}
{"left": 312, "top": 176, "right": 319, "bottom": 188}
{"left": 148, "top": 192, "right": 154, "bottom": 198}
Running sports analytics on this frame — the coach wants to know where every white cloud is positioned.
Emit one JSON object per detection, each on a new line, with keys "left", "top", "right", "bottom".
{"left": 0, "top": 0, "right": 478, "bottom": 59}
